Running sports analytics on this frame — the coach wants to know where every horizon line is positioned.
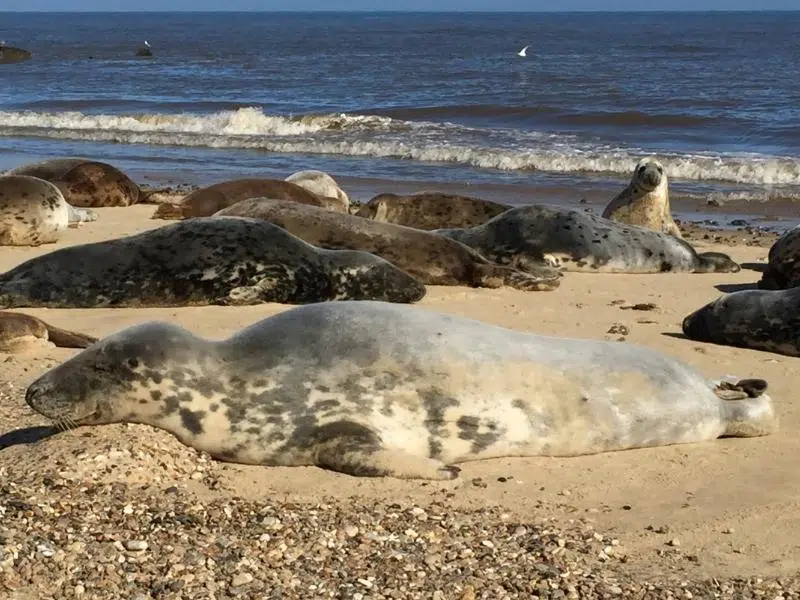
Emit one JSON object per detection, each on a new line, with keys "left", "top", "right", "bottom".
{"left": 2, "top": 8, "right": 799, "bottom": 13}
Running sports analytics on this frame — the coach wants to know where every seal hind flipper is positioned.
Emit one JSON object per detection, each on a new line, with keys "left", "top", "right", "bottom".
{"left": 472, "top": 263, "right": 561, "bottom": 291}
{"left": 307, "top": 420, "right": 461, "bottom": 480}
{"left": 714, "top": 377, "right": 776, "bottom": 438}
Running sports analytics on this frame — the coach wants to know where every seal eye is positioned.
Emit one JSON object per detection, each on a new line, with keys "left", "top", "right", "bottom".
{"left": 125, "top": 358, "right": 139, "bottom": 369}
{"left": 637, "top": 165, "right": 647, "bottom": 174}
{"left": 656, "top": 165, "right": 663, "bottom": 173}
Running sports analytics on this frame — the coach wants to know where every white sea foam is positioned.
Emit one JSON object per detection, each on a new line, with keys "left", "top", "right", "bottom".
{"left": 0, "top": 107, "right": 798, "bottom": 188}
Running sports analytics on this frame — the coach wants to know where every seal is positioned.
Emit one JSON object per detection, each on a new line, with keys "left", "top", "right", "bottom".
{"left": 152, "top": 177, "right": 345, "bottom": 219}
{"left": 0, "top": 216, "right": 426, "bottom": 308}
{"left": 0, "top": 311, "right": 97, "bottom": 353}
{"left": 434, "top": 204, "right": 740, "bottom": 274}
{"left": 758, "top": 225, "right": 800, "bottom": 290}
{"left": 602, "top": 157, "right": 682, "bottom": 238}
{"left": 682, "top": 287, "right": 800, "bottom": 357}
{"left": 0, "top": 175, "right": 96, "bottom": 246}
{"left": 356, "top": 192, "right": 510, "bottom": 230}
{"left": 8, "top": 158, "right": 143, "bottom": 207}
{"left": 25, "top": 300, "right": 777, "bottom": 480}
{"left": 0, "top": 44, "right": 32, "bottom": 65}
{"left": 285, "top": 170, "right": 350, "bottom": 213}
{"left": 215, "top": 198, "right": 561, "bottom": 291}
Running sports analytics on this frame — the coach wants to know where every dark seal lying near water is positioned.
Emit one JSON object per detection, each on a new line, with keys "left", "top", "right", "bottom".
{"left": 215, "top": 198, "right": 561, "bottom": 291}
{"left": 682, "top": 287, "right": 800, "bottom": 357}
{"left": 26, "top": 301, "right": 776, "bottom": 480}
{"left": 435, "top": 205, "right": 740, "bottom": 274}
{"left": 356, "top": 192, "right": 510, "bottom": 230}
{"left": 0, "top": 217, "right": 426, "bottom": 308}
{"left": 758, "top": 226, "right": 800, "bottom": 290}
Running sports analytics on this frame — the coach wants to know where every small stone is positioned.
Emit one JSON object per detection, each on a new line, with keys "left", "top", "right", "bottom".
{"left": 36, "top": 543, "right": 55, "bottom": 558}
{"left": 481, "top": 540, "right": 495, "bottom": 549}
{"left": 622, "top": 504, "right": 632, "bottom": 510}
{"left": 668, "top": 538, "right": 681, "bottom": 547}
{"left": 722, "top": 527, "right": 734, "bottom": 534}
{"left": 231, "top": 573, "right": 253, "bottom": 587}
{"left": 124, "top": 540, "right": 148, "bottom": 552}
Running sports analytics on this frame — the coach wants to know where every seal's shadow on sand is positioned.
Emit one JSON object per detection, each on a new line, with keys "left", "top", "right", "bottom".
{"left": 715, "top": 282, "right": 759, "bottom": 293}
{"left": 0, "top": 426, "right": 59, "bottom": 450}
{"left": 662, "top": 332, "right": 688, "bottom": 340}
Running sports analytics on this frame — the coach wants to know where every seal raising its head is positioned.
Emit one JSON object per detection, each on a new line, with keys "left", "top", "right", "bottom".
{"left": 152, "top": 178, "right": 343, "bottom": 220}
{"left": 215, "top": 198, "right": 561, "bottom": 291}
{"left": 435, "top": 204, "right": 739, "bottom": 274}
{"left": 357, "top": 192, "right": 510, "bottom": 231}
{"left": 682, "top": 287, "right": 800, "bottom": 357}
{"left": 602, "top": 157, "right": 682, "bottom": 238}
{"left": 0, "top": 311, "right": 97, "bottom": 353}
{"left": 0, "top": 217, "right": 426, "bottom": 308}
{"left": 758, "top": 225, "right": 800, "bottom": 290}
{"left": 8, "top": 158, "right": 142, "bottom": 207}
{"left": 285, "top": 170, "right": 350, "bottom": 213}
{"left": 26, "top": 301, "right": 776, "bottom": 480}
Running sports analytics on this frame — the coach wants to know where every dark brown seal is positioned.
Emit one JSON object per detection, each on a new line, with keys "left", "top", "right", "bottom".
{"left": 215, "top": 198, "right": 561, "bottom": 291}
{"left": 356, "top": 192, "right": 510, "bottom": 230}
{"left": 0, "top": 311, "right": 97, "bottom": 352}
{"left": 152, "top": 178, "right": 344, "bottom": 220}
{"left": 8, "top": 158, "right": 142, "bottom": 207}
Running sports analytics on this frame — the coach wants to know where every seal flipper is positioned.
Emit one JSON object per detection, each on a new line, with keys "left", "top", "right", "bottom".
{"left": 309, "top": 421, "right": 460, "bottom": 480}
{"left": 44, "top": 324, "right": 98, "bottom": 349}
{"left": 715, "top": 378, "right": 777, "bottom": 438}
{"left": 472, "top": 263, "right": 561, "bottom": 292}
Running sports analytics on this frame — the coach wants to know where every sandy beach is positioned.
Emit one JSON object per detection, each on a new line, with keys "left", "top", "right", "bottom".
{"left": 0, "top": 204, "right": 797, "bottom": 599}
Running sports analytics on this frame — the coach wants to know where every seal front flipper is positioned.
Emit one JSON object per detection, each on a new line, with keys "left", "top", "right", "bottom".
{"left": 309, "top": 421, "right": 460, "bottom": 480}
{"left": 472, "top": 264, "right": 561, "bottom": 292}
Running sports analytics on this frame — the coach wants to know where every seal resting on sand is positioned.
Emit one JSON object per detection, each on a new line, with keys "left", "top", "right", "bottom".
{"left": 8, "top": 158, "right": 143, "bottom": 207}
{"left": 0, "top": 217, "right": 426, "bottom": 308}
{"left": 357, "top": 192, "right": 510, "bottom": 230}
{"left": 215, "top": 198, "right": 561, "bottom": 291}
{"left": 152, "top": 178, "right": 345, "bottom": 219}
{"left": 0, "top": 175, "right": 96, "bottom": 246}
{"left": 435, "top": 205, "right": 739, "bottom": 274}
{"left": 682, "top": 287, "right": 800, "bottom": 357}
{"left": 602, "top": 157, "right": 682, "bottom": 238}
{"left": 758, "top": 226, "right": 800, "bottom": 290}
{"left": 25, "top": 301, "right": 777, "bottom": 480}
{"left": 0, "top": 311, "right": 97, "bottom": 353}
{"left": 285, "top": 170, "right": 350, "bottom": 213}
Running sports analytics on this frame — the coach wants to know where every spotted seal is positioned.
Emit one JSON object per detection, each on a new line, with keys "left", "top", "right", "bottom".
{"left": 602, "top": 157, "right": 682, "bottom": 238}
{"left": 152, "top": 178, "right": 344, "bottom": 220}
{"left": 0, "top": 311, "right": 97, "bottom": 353}
{"left": 285, "top": 170, "right": 350, "bottom": 213}
{"left": 215, "top": 198, "right": 561, "bottom": 291}
{"left": 356, "top": 192, "right": 510, "bottom": 230}
{"left": 0, "top": 175, "right": 96, "bottom": 246}
{"left": 0, "top": 217, "right": 426, "bottom": 308}
{"left": 25, "top": 301, "right": 776, "bottom": 480}
{"left": 434, "top": 204, "right": 739, "bottom": 274}
{"left": 8, "top": 158, "right": 143, "bottom": 207}
{"left": 682, "top": 288, "right": 800, "bottom": 357}
{"left": 758, "top": 225, "right": 800, "bottom": 290}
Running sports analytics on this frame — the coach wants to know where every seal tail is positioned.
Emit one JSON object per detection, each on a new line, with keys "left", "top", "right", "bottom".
{"left": 45, "top": 325, "right": 98, "bottom": 349}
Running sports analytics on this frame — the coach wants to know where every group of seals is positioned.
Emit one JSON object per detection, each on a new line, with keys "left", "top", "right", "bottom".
{"left": 0, "top": 311, "right": 96, "bottom": 353}
{"left": 602, "top": 157, "right": 682, "bottom": 238}
{"left": 25, "top": 301, "right": 777, "bottom": 480}
{"left": 8, "top": 158, "right": 144, "bottom": 207}
{"left": 0, "top": 217, "right": 425, "bottom": 308}
{"left": 216, "top": 198, "right": 561, "bottom": 291}
{"left": 356, "top": 192, "right": 510, "bottom": 230}
{"left": 435, "top": 205, "right": 739, "bottom": 274}
{"left": 0, "top": 175, "right": 96, "bottom": 246}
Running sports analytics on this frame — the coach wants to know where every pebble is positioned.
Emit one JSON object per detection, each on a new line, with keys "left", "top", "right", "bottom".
{"left": 124, "top": 540, "right": 148, "bottom": 552}
{"left": 231, "top": 572, "right": 253, "bottom": 587}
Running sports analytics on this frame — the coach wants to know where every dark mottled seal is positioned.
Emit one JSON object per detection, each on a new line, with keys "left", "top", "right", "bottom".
{"left": 682, "top": 288, "right": 800, "bottom": 357}
{"left": 152, "top": 178, "right": 344, "bottom": 220}
{"left": 215, "top": 198, "right": 561, "bottom": 291}
{"left": 435, "top": 204, "right": 740, "bottom": 274}
{"left": 8, "top": 158, "right": 142, "bottom": 207}
{"left": 356, "top": 192, "right": 510, "bottom": 230}
{"left": 0, "top": 311, "right": 97, "bottom": 353}
{"left": 602, "top": 157, "right": 682, "bottom": 238}
{"left": 758, "top": 226, "right": 800, "bottom": 290}
{"left": 26, "top": 301, "right": 776, "bottom": 480}
{"left": 0, "top": 217, "right": 426, "bottom": 308}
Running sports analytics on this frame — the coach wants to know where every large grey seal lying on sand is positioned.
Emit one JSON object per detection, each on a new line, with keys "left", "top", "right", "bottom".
{"left": 356, "top": 192, "right": 510, "bottom": 230}
{"left": 152, "top": 178, "right": 344, "bottom": 219}
{"left": 285, "top": 170, "right": 349, "bottom": 212}
{"left": 758, "top": 226, "right": 800, "bottom": 290}
{"left": 682, "top": 287, "right": 800, "bottom": 357}
{"left": 602, "top": 157, "right": 682, "bottom": 238}
{"left": 0, "top": 175, "right": 96, "bottom": 246}
{"left": 215, "top": 198, "right": 561, "bottom": 291}
{"left": 26, "top": 301, "right": 776, "bottom": 480}
{"left": 0, "top": 217, "right": 426, "bottom": 308}
{"left": 8, "top": 158, "right": 143, "bottom": 207}
{"left": 0, "top": 311, "right": 97, "bottom": 353}
{"left": 435, "top": 205, "right": 739, "bottom": 274}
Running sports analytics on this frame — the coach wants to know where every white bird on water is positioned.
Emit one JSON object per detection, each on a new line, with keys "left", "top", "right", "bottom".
{"left": 144, "top": 40, "right": 151, "bottom": 47}
{"left": 517, "top": 45, "right": 529, "bottom": 57}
